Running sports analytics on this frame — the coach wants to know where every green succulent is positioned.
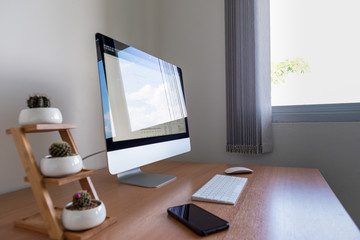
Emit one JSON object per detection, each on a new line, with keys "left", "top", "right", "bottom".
{"left": 49, "top": 142, "right": 71, "bottom": 157}
{"left": 72, "top": 190, "right": 92, "bottom": 209}
{"left": 27, "top": 94, "right": 51, "bottom": 108}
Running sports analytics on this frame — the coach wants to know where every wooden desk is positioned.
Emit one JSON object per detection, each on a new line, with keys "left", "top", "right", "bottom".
{"left": 0, "top": 161, "right": 359, "bottom": 240}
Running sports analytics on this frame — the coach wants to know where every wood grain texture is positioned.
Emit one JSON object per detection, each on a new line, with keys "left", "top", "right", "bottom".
{"left": 24, "top": 169, "right": 96, "bottom": 186}
{"left": 6, "top": 124, "right": 77, "bottom": 134}
{"left": 0, "top": 161, "right": 359, "bottom": 240}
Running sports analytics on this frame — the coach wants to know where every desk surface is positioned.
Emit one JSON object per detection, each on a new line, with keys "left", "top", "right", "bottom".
{"left": 0, "top": 161, "right": 359, "bottom": 240}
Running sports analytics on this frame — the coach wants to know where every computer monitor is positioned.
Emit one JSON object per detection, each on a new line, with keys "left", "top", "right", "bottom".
{"left": 95, "top": 33, "right": 191, "bottom": 188}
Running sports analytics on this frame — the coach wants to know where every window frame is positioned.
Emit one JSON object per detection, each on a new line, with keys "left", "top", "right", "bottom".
{"left": 272, "top": 103, "right": 360, "bottom": 122}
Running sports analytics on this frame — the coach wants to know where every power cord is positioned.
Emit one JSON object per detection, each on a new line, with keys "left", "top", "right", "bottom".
{"left": 82, "top": 150, "right": 106, "bottom": 161}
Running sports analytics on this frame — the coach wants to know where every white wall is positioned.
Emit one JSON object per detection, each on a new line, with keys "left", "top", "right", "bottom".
{"left": 0, "top": 0, "right": 104, "bottom": 193}
{"left": 0, "top": 0, "right": 158, "bottom": 193}
{"left": 0, "top": 0, "right": 359, "bottom": 228}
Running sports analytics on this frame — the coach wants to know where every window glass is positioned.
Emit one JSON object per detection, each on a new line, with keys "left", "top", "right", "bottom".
{"left": 271, "top": 0, "right": 360, "bottom": 107}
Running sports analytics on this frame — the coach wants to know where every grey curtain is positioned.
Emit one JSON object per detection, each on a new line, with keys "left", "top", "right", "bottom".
{"left": 225, "top": 0, "right": 272, "bottom": 154}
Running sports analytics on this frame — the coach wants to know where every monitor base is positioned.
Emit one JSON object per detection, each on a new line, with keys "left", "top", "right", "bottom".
{"left": 117, "top": 168, "right": 176, "bottom": 188}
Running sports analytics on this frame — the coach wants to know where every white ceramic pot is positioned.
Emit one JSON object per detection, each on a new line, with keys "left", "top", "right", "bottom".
{"left": 18, "top": 108, "right": 63, "bottom": 125}
{"left": 40, "top": 155, "right": 82, "bottom": 177}
{"left": 62, "top": 200, "right": 106, "bottom": 231}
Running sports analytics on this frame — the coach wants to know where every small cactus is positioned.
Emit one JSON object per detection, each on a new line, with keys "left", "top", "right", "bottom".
{"left": 27, "top": 94, "right": 51, "bottom": 108}
{"left": 49, "top": 142, "right": 71, "bottom": 157}
{"left": 72, "top": 190, "right": 92, "bottom": 209}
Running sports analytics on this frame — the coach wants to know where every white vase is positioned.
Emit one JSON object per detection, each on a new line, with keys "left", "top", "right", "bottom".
{"left": 18, "top": 108, "right": 63, "bottom": 125}
{"left": 62, "top": 200, "right": 107, "bottom": 231}
{"left": 40, "top": 155, "right": 82, "bottom": 177}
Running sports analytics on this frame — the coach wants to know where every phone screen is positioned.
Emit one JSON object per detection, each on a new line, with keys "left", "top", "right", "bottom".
{"left": 167, "top": 203, "right": 229, "bottom": 236}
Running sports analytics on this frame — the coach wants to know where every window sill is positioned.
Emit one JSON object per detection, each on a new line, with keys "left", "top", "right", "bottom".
{"left": 272, "top": 103, "right": 360, "bottom": 122}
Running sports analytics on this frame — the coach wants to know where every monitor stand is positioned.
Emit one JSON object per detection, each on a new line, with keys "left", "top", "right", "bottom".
{"left": 117, "top": 168, "right": 176, "bottom": 188}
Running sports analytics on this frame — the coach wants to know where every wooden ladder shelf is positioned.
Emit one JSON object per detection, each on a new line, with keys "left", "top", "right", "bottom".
{"left": 6, "top": 124, "right": 116, "bottom": 240}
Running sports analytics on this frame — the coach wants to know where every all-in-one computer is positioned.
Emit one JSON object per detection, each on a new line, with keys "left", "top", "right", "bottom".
{"left": 95, "top": 33, "right": 190, "bottom": 188}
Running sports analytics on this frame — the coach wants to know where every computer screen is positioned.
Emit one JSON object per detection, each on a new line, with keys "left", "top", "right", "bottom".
{"left": 95, "top": 33, "right": 191, "bottom": 187}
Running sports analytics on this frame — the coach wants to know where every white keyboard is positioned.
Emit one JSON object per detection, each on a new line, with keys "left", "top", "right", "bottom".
{"left": 191, "top": 174, "right": 247, "bottom": 205}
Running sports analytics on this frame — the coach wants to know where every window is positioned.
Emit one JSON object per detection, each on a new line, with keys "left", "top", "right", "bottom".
{"left": 270, "top": 0, "right": 360, "bottom": 122}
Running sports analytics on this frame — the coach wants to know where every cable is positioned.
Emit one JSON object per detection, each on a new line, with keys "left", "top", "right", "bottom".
{"left": 82, "top": 150, "right": 106, "bottom": 161}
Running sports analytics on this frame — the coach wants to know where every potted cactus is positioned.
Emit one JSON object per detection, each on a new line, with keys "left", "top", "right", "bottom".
{"left": 18, "top": 94, "right": 63, "bottom": 125}
{"left": 62, "top": 190, "right": 106, "bottom": 231}
{"left": 40, "top": 141, "right": 82, "bottom": 177}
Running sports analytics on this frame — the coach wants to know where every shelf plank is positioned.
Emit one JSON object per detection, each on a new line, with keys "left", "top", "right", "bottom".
{"left": 24, "top": 169, "right": 97, "bottom": 186}
{"left": 23, "top": 124, "right": 77, "bottom": 133}
{"left": 14, "top": 212, "right": 50, "bottom": 235}
{"left": 6, "top": 124, "right": 77, "bottom": 134}
{"left": 14, "top": 208, "right": 117, "bottom": 240}
{"left": 64, "top": 216, "right": 117, "bottom": 240}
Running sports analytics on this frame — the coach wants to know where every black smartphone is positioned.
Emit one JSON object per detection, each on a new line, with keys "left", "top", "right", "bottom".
{"left": 167, "top": 203, "right": 230, "bottom": 236}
